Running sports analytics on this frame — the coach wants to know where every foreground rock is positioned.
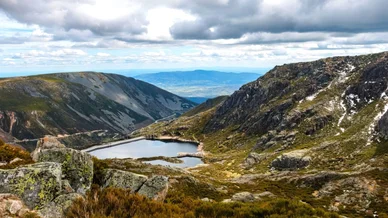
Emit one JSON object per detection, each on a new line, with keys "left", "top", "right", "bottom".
{"left": 39, "top": 193, "right": 83, "bottom": 218}
{"left": 31, "top": 136, "right": 66, "bottom": 161}
{"left": 138, "top": 176, "right": 169, "bottom": 201}
{"left": 0, "top": 194, "right": 36, "bottom": 217}
{"left": 102, "top": 169, "right": 147, "bottom": 192}
{"left": 0, "top": 162, "right": 62, "bottom": 209}
{"left": 36, "top": 148, "right": 93, "bottom": 194}
{"left": 271, "top": 149, "right": 311, "bottom": 170}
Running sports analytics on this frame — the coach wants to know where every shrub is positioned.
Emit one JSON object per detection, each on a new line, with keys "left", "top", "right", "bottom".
{"left": 67, "top": 185, "right": 339, "bottom": 218}
{"left": 0, "top": 143, "right": 34, "bottom": 169}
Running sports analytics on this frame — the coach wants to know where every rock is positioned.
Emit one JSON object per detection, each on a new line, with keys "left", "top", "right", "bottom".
{"left": 270, "top": 149, "right": 311, "bottom": 170}
{"left": 0, "top": 162, "right": 62, "bottom": 209}
{"left": 31, "top": 136, "right": 65, "bottom": 161}
{"left": 243, "top": 152, "right": 269, "bottom": 169}
{"left": 39, "top": 193, "right": 83, "bottom": 218}
{"left": 231, "top": 192, "right": 257, "bottom": 202}
{"left": 254, "top": 191, "right": 276, "bottom": 198}
{"left": 61, "top": 180, "right": 75, "bottom": 194}
{"left": 36, "top": 148, "right": 93, "bottom": 194}
{"left": 138, "top": 176, "right": 169, "bottom": 201}
{"left": 221, "top": 199, "right": 232, "bottom": 203}
{"left": 316, "top": 177, "right": 379, "bottom": 210}
{"left": 102, "top": 169, "right": 147, "bottom": 192}
{"left": 10, "top": 158, "right": 23, "bottom": 164}
{"left": 0, "top": 194, "right": 35, "bottom": 217}
{"left": 201, "top": 197, "right": 214, "bottom": 202}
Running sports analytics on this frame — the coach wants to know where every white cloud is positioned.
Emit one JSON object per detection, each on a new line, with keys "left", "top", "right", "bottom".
{"left": 97, "top": 52, "right": 111, "bottom": 57}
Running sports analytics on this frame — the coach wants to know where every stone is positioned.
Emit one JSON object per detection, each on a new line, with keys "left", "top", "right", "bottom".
{"left": 39, "top": 193, "right": 83, "bottom": 218}
{"left": 102, "top": 169, "right": 147, "bottom": 192}
{"left": 243, "top": 152, "right": 269, "bottom": 169}
{"left": 254, "top": 191, "right": 276, "bottom": 198}
{"left": 31, "top": 136, "right": 65, "bottom": 161}
{"left": 0, "top": 162, "right": 62, "bottom": 209}
{"left": 9, "top": 158, "right": 23, "bottom": 164}
{"left": 138, "top": 175, "right": 169, "bottom": 201}
{"left": 0, "top": 194, "right": 35, "bottom": 217}
{"left": 231, "top": 192, "right": 256, "bottom": 202}
{"left": 36, "top": 147, "right": 93, "bottom": 194}
{"left": 270, "top": 149, "right": 311, "bottom": 170}
{"left": 61, "top": 180, "right": 74, "bottom": 194}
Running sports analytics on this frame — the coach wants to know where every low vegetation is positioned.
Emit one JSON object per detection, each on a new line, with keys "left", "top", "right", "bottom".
{"left": 0, "top": 139, "right": 34, "bottom": 169}
{"left": 67, "top": 185, "right": 339, "bottom": 218}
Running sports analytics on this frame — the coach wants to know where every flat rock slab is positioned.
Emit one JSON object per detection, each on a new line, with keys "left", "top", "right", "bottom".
{"left": 138, "top": 175, "right": 169, "bottom": 201}
{"left": 102, "top": 169, "right": 147, "bottom": 192}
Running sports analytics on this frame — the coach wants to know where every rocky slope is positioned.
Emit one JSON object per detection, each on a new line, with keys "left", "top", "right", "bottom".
{"left": 137, "top": 52, "right": 388, "bottom": 217}
{"left": 0, "top": 72, "right": 196, "bottom": 144}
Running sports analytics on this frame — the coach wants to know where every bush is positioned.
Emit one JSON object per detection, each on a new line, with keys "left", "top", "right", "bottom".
{"left": 67, "top": 185, "right": 339, "bottom": 218}
{"left": 0, "top": 143, "right": 34, "bottom": 169}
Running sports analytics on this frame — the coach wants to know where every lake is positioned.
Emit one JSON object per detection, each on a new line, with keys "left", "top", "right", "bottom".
{"left": 89, "top": 139, "right": 203, "bottom": 168}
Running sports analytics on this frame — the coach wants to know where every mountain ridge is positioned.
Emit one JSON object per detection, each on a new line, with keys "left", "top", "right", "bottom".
{"left": 0, "top": 72, "right": 196, "bottom": 144}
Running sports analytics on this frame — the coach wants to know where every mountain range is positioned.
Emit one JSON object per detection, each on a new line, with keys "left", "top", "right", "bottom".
{"left": 138, "top": 51, "right": 388, "bottom": 216}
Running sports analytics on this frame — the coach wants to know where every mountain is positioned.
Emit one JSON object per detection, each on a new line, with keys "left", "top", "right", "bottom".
{"left": 134, "top": 70, "right": 262, "bottom": 98}
{"left": 0, "top": 72, "right": 196, "bottom": 142}
{"left": 137, "top": 52, "right": 388, "bottom": 216}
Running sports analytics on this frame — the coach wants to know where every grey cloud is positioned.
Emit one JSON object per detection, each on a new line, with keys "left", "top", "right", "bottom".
{"left": 170, "top": 0, "right": 388, "bottom": 40}
{"left": 0, "top": 0, "right": 148, "bottom": 37}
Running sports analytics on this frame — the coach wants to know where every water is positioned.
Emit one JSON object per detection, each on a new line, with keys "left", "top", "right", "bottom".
{"left": 89, "top": 139, "right": 203, "bottom": 168}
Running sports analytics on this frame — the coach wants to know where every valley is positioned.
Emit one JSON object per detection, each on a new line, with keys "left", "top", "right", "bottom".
{"left": 1, "top": 52, "right": 388, "bottom": 217}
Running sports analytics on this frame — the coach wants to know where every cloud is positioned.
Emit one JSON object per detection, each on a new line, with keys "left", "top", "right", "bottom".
{"left": 0, "top": 0, "right": 148, "bottom": 37}
{"left": 97, "top": 52, "right": 111, "bottom": 57}
{"left": 170, "top": 0, "right": 388, "bottom": 40}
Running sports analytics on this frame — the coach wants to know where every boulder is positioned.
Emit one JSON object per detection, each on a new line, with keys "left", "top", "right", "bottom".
{"left": 138, "top": 176, "right": 169, "bottom": 201}
{"left": 0, "top": 194, "right": 35, "bottom": 217}
{"left": 102, "top": 169, "right": 147, "bottom": 192}
{"left": 271, "top": 149, "right": 311, "bottom": 170}
{"left": 39, "top": 193, "right": 83, "bottom": 218}
{"left": 31, "top": 136, "right": 65, "bottom": 161}
{"left": 0, "top": 162, "right": 62, "bottom": 209}
{"left": 231, "top": 192, "right": 257, "bottom": 203}
{"left": 243, "top": 152, "right": 269, "bottom": 169}
{"left": 36, "top": 148, "right": 93, "bottom": 194}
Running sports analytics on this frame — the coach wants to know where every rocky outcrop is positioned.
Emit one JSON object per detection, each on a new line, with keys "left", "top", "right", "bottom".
{"left": 243, "top": 152, "right": 270, "bottom": 169}
{"left": 102, "top": 169, "right": 147, "bottom": 192}
{"left": 0, "top": 162, "right": 62, "bottom": 209}
{"left": 316, "top": 177, "right": 379, "bottom": 212}
{"left": 231, "top": 192, "right": 256, "bottom": 203}
{"left": 270, "top": 149, "right": 311, "bottom": 170}
{"left": 36, "top": 148, "right": 93, "bottom": 194}
{"left": 31, "top": 135, "right": 66, "bottom": 161}
{"left": 39, "top": 193, "right": 83, "bottom": 218}
{"left": 138, "top": 176, "right": 169, "bottom": 201}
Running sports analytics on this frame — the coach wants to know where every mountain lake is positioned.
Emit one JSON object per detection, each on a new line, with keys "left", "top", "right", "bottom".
{"left": 88, "top": 139, "right": 203, "bottom": 168}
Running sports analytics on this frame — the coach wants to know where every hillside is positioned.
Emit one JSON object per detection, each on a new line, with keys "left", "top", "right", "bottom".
{"left": 0, "top": 72, "right": 196, "bottom": 144}
{"left": 134, "top": 70, "right": 261, "bottom": 97}
{"left": 137, "top": 52, "right": 388, "bottom": 217}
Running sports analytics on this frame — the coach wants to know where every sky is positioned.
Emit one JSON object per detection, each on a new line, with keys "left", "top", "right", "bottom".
{"left": 1, "top": 0, "right": 388, "bottom": 77}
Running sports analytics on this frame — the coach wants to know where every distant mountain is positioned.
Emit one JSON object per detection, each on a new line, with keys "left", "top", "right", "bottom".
{"left": 134, "top": 70, "right": 262, "bottom": 97}
{"left": 0, "top": 72, "right": 196, "bottom": 142}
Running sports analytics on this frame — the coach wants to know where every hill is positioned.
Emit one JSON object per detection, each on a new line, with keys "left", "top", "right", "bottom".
{"left": 0, "top": 72, "right": 196, "bottom": 144}
{"left": 134, "top": 70, "right": 261, "bottom": 97}
{"left": 137, "top": 52, "right": 388, "bottom": 217}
